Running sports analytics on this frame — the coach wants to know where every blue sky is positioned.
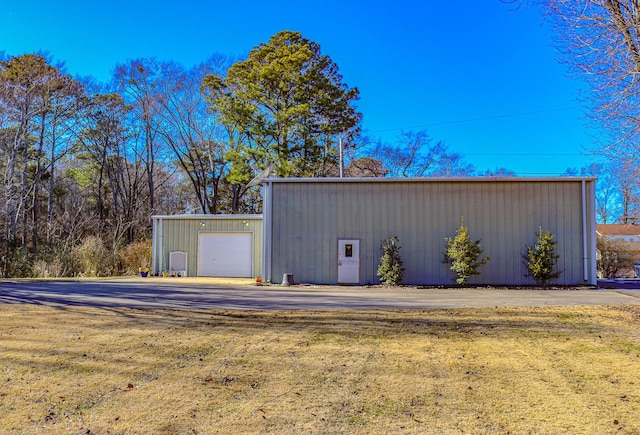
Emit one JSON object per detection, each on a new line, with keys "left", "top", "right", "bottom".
{"left": 1, "top": 0, "right": 597, "bottom": 175}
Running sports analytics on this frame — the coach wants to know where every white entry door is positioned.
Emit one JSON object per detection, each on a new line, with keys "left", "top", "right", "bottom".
{"left": 198, "top": 232, "right": 253, "bottom": 277}
{"left": 337, "top": 239, "right": 360, "bottom": 284}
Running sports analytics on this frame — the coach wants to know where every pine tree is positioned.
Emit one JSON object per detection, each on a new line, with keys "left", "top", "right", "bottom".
{"left": 444, "top": 217, "right": 489, "bottom": 285}
{"left": 524, "top": 227, "right": 561, "bottom": 286}
{"left": 377, "top": 236, "right": 404, "bottom": 286}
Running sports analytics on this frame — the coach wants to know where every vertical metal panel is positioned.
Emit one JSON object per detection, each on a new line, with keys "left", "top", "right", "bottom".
{"left": 269, "top": 179, "right": 596, "bottom": 286}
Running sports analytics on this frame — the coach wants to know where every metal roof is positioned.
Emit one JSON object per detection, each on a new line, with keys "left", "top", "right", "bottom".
{"left": 262, "top": 176, "right": 597, "bottom": 183}
{"left": 596, "top": 224, "right": 640, "bottom": 236}
{"left": 151, "top": 214, "right": 262, "bottom": 220}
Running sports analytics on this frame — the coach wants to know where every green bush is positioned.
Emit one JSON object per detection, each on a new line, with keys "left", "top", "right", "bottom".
{"left": 523, "top": 227, "right": 562, "bottom": 286}
{"left": 377, "top": 236, "right": 404, "bottom": 286}
{"left": 443, "top": 217, "right": 489, "bottom": 285}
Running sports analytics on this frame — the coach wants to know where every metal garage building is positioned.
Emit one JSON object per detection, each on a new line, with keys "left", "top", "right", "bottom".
{"left": 261, "top": 177, "right": 598, "bottom": 286}
{"left": 151, "top": 214, "right": 262, "bottom": 278}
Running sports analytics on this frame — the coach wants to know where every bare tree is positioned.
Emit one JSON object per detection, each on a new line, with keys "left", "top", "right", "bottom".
{"left": 115, "top": 59, "right": 165, "bottom": 216}
{"left": 0, "top": 54, "right": 83, "bottom": 252}
{"left": 154, "top": 57, "right": 233, "bottom": 213}
{"left": 597, "top": 234, "right": 636, "bottom": 278}
{"left": 481, "top": 167, "right": 517, "bottom": 177}
{"left": 0, "top": 55, "right": 47, "bottom": 247}
{"left": 614, "top": 159, "right": 640, "bottom": 223}
{"left": 566, "top": 163, "right": 624, "bottom": 223}
{"left": 513, "top": 1, "right": 640, "bottom": 150}
{"left": 507, "top": 1, "right": 640, "bottom": 223}
{"left": 345, "top": 157, "right": 388, "bottom": 177}
{"left": 34, "top": 71, "right": 85, "bottom": 250}
{"left": 77, "top": 93, "right": 149, "bottom": 245}
{"left": 371, "top": 130, "right": 475, "bottom": 177}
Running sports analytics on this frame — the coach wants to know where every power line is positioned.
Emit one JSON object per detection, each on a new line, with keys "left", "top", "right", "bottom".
{"left": 367, "top": 106, "right": 584, "bottom": 134}
{"left": 469, "top": 170, "right": 589, "bottom": 176}
{"left": 465, "top": 153, "right": 585, "bottom": 157}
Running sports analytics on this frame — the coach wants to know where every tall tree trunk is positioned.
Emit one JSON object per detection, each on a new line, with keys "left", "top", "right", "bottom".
{"left": 32, "top": 112, "right": 47, "bottom": 253}
{"left": 209, "top": 180, "right": 218, "bottom": 214}
{"left": 231, "top": 184, "right": 241, "bottom": 213}
{"left": 20, "top": 164, "right": 29, "bottom": 251}
{"left": 97, "top": 166, "right": 104, "bottom": 229}
{"left": 47, "top": 139, "right": 55, "bottom": 244}
{"left": 4, "top": 146, "right": 18, "bottom": 243}
{"left": 5, "top": 118, "right": 28, "bottom": 243}
{"left": 146, "top": 120, "right": 155, "bottom": 214}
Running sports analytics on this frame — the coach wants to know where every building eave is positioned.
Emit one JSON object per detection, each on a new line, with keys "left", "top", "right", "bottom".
{"left": 151, "top": 214, "right": 263, "bottom": 220}
{"left": 262, "top": 176, "right": 597, "bottom": 184}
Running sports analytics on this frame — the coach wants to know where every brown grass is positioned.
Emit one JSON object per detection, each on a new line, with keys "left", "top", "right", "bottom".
{"left": 0, "top": 304, "right": 639, "bottom": 434}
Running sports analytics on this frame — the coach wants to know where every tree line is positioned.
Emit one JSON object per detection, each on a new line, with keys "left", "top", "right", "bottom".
{"left": 1, "top": 31, "right": 478, "bottom": 277}
{"left": 4, "top": 16, "right": 638, "bottom": 278}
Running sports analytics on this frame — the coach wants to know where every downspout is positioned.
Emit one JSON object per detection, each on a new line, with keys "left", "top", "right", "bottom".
{"left": 262, "top": 180, "right": 272, "bottom": 283}
{"left": 151, "top": 217, "right": 157, "bottom": 275}
{"left": 158, "top": 217, "right": 164, "bottom": 276}
{"left": 582, "top": 180, "right": 588, "bottom": 282}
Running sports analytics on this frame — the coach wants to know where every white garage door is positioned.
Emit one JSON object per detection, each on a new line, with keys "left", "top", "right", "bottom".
{"left": 198, "top": 232, "right": 253, "bottom": 277}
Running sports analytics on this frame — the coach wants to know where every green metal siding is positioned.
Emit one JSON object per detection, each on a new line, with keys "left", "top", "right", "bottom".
{"left": 267, "top": 179, "right": 596, "bottom": 286}
{"left": 152, "top": 215, "right": 262, "bottom": 277}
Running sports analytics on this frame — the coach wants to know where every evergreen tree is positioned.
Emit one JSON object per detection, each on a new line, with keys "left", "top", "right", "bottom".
{"left": 204, "top": 30, "right": 361, "bottom": 211}
{"left": 524, "top": 227, "right": 562, "bottom": 286}
{"left": 377, "top": 236, "right": 404, "bottom": 286}
{"left": 444, "top": 217, "right": 489, "bottom": 285}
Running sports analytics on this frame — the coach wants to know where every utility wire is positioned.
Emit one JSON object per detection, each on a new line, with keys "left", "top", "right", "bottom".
{"left": 367, "top": 106, "right": 583, "bottom": 134}
{"left": 465, "top": 153, "right": 583, "bottom": 156}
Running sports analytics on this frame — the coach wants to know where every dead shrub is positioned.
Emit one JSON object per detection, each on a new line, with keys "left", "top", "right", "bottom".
{"left": 120, "top": 239, "right": 152, "bottom": 275}
{"left": 32, "top": 245, "right": 79, "bottom": 278}
{"left": 73, "top": 236, "right": 114, "bottom": 277}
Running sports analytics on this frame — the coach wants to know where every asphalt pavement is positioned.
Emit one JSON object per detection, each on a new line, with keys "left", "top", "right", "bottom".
{"left": 0, "top": 277, "right": 639, "bottom": 310}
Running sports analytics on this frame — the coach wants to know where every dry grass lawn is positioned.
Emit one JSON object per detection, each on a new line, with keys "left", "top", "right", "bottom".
{"left": 0, "top": 303, "right": 639, "bottom": 434}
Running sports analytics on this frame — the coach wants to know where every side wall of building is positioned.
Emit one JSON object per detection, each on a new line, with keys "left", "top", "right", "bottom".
{"left": 265, "top": 179, "right": 597, "bottom": 286}
{"left": 152, "top": 215, "right": 262, "bottom": 277}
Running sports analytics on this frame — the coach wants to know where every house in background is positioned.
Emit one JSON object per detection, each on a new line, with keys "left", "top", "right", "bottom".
{"left": 596, "top": 224, "right": 640, "bottom": 243}
{"left": 596, "top": 224, "right": 640, "bottom": 277}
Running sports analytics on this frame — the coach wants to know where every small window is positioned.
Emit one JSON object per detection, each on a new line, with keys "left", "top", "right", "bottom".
{"left": 345, "top": 244, "right": 353, "bottom": 257}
